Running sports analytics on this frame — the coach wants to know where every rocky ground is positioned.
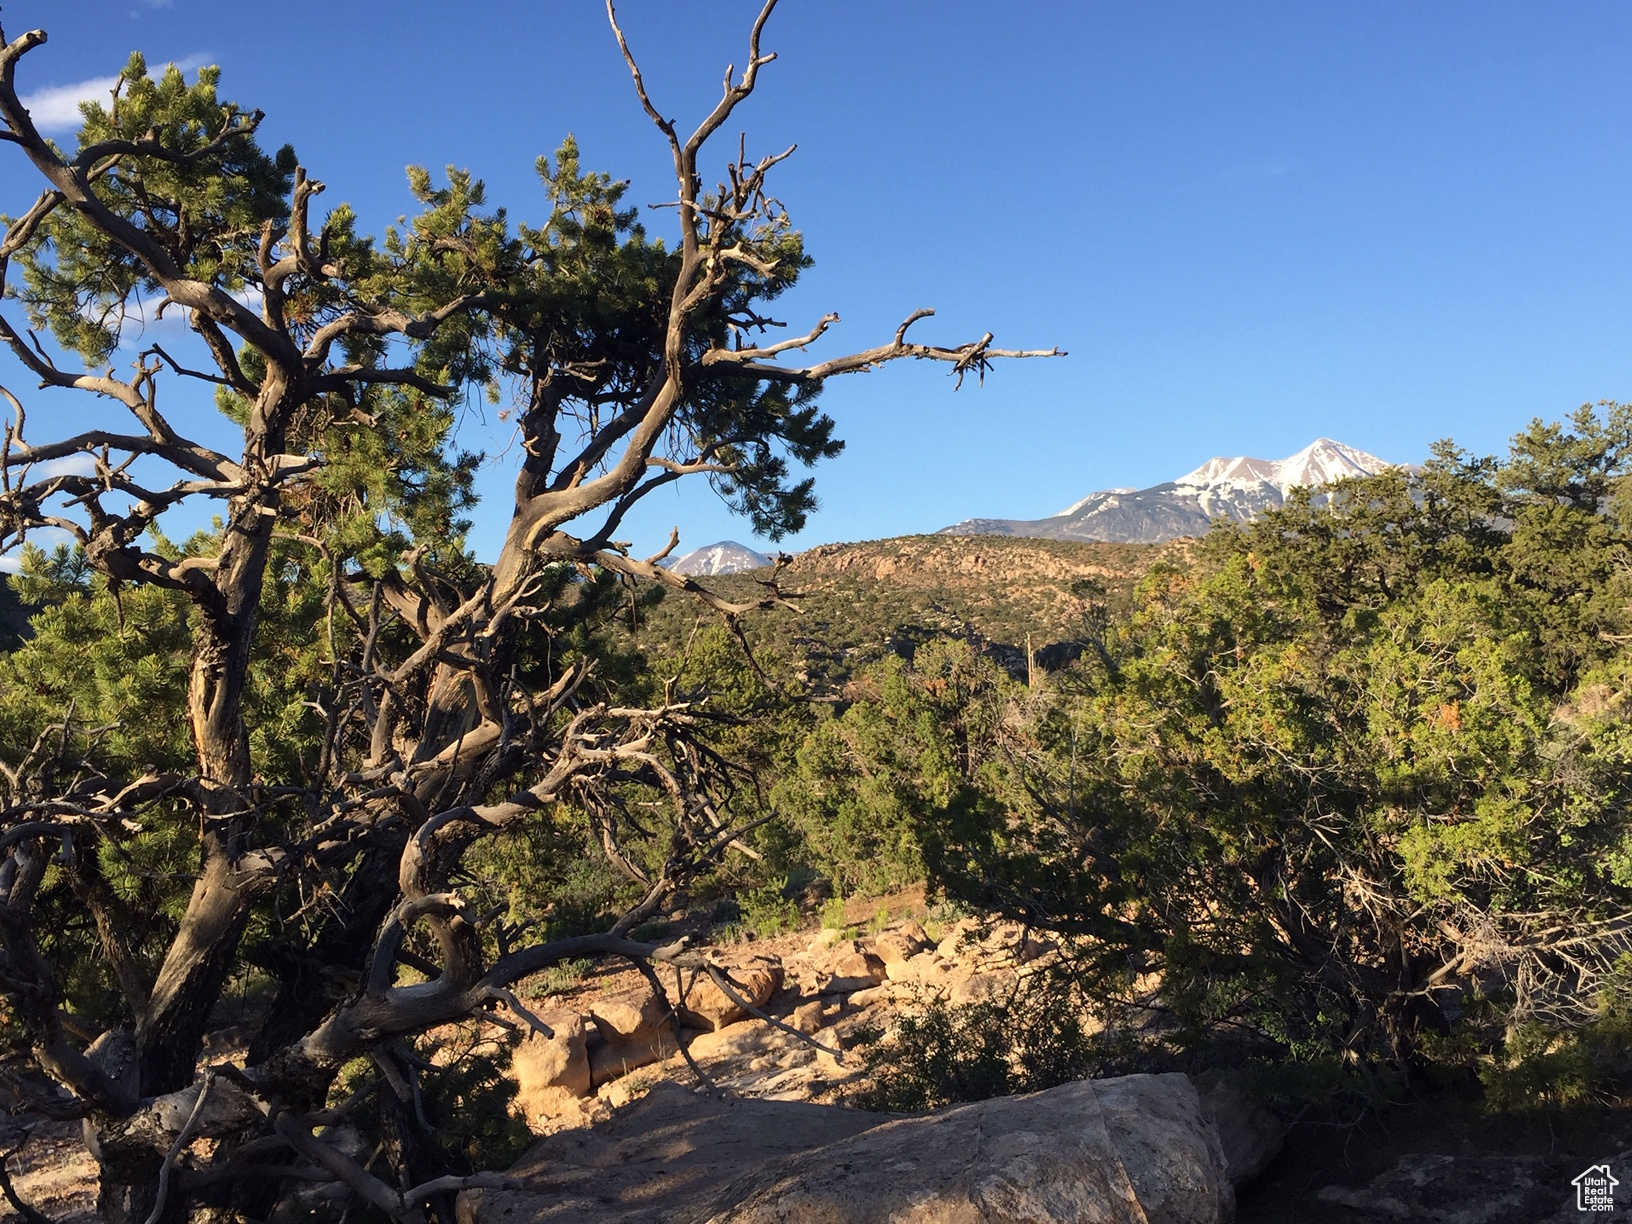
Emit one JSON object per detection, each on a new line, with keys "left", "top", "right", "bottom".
{"left": 6, "top": 899, "right": 1632, "bottom": 1221}
{"left": 0, "top": 898, "right": 1041, "bottom": 1220}
{"left": 502, "top": 899, "right": 1050, "bottom": 1132}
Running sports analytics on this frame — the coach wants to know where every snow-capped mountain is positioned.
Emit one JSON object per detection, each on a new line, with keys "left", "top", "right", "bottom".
{"left": 941, "top": 439, "right": 1396, "bottom": 545}
{"left": 668, "top": 541, "right": 773, "bottom": 576}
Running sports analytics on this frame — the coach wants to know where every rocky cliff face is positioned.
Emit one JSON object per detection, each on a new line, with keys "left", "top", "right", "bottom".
{"left": 940, "top": 438, "right": 1396, "bottom": 544}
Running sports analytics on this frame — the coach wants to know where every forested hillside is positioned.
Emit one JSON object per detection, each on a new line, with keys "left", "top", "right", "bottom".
{"left": 598, "top": 404, "right": 1632, "bottom": 1108}
{"left": 628, "top": 534, "right": 1171, "bottom": 687}
{"left": 622, "top": 406, "right": 1632, "bottom": 1106}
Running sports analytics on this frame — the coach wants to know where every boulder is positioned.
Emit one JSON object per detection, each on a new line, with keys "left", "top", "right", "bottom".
{"left": 674, "top": 955, "right": 783, "bottom": 1031}
{"left": 511, "top": 1010, "right": 592, "bottom": 1105}
{"left": 873, "top": 920, "right": 930, "bottom": 965}
{"left": 588, "top": 1026, "right": 680, "bottom": 1088}
{"left": 885, "top": 949, "right": 947, "bottom": 986}
{"left": 946, "top": 968, "right": 1014, "bottom": 1007}
{"left": 685, "top": 1024, "right": 777, "bottom": 1065}
{"left": 843, "top": 984, "right": 893, "bottom": 1010}
{"left": 587, "top": 985, "right": 665, "bottom": 1046}
{"left": 934, "top": 916, "right": 982, "bottom": 961}
{"left": 463, "top": 1073, "right": 1233, "bottom": 1224}
{"left": 789, "top": 1001, "right": 825, "bottom": 1034}
{"left": 716, "top": 1074, "right": 1232, "bottom": 1223}
{"left": 799, "top": 940, "right": 886, "bottom": 996}
{"left": 806, "top": 927, "right": 844, "bottom": 952}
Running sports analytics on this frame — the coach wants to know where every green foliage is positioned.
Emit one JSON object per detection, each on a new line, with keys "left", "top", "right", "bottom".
{"left": 820, "top": 893, "right": 849, "bottom": 931}
{"left": 910, "top": 404, "right": 1632, "bottom": 1072}
{"left": 14, "top": 57, "right": 296, "bottom": 365}
{"left": 738, "top": 874, "right": 800, "bottom": 937}
{"left": 853, "top": 982, "right": 1103, "bottom": 1111}
{"left": 772, "top": 639, "right": 1023, "bottom": 895}
{"left": 385, "top": 135, "right": 840, "bottom": 542}
{"left": 522, "top": 957, "right": 594, "bottom": 1000}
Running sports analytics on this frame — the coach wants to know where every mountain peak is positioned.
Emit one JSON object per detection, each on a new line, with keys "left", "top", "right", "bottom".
{"left": 1175, "top": 438, "right": 1390, "bottom": 496}
{"left": 669, "top": 541, "right": 772, "bottom": 577}
{"left": 941, "top": 437, "right": 1398, "bottom": 545}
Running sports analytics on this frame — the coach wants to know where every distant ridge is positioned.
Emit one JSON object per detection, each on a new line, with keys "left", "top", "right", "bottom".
{"left": 668, "top": 541, "right": 772, "bottom": 576}
{"left": 941, "top": 438, "right": 1395, "bottom": 545}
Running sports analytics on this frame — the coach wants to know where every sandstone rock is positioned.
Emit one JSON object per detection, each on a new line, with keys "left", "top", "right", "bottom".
{"left": 790, "top": 1001, "right": 824, "bottom": 1034}
{"left": 463, "top": 1082, "right": 881, "bottom": 1224}
{"left": 806, "top": 927, "right": 844, "bottom": 952}
{"left": 799, "top": 939, "right": 886, "bottom": 995}
{"left": 596, "top": 1070, "right": 660, "bottom": 1111}
{"left": 674, "top": 955, "right": 782, "bottom": 1031}
{"left": 843, "top": 984, "right": 893, "bottom": 1010}
{"left": 885, "top": 949, "right": 947, "bottom": 986}
{"left": 934, "top": 916, "right": 982, "bottom": 961}
{"left": 587, "top": 985, "right": 665, "bottom": 1046}
{"left": 1019, "top": 933, "right": 1056, "bottom": 963}
{"left": 511, "top": 1011, "right": 592, "bottom": 1107}
{"left": 946, "top": 967, "right": 1014, "bottom": 1006}
{"left": 686, "top": 1023, "right": 777, "bottom": 1065}
{"left": 980, "top": 919, "right": 1027, "bottom": 950}
{"left": 465, "top": 1073, "right": 1232, "bottom": 1224}
{"left": 589, "top": 1026, "right": 679, "bottom": 1088}
{"left": 873, "top": 920, "right": 930, "bottom": 964}
{"left": 717, "top": 1074, "right": 1232, "bottom": 1223}
{"left": 516, "top": 1085, "right": 607, "bottom": 1133}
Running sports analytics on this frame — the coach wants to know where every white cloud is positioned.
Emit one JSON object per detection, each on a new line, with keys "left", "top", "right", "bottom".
{"left": 28, "top": 455, "right": 97, "bottom": 480}
{"left": 20, "top": 55, "right": 215, "bottom": 134}
{"left": 106, "top": 286, "right": 261, "bottom": 353}
{"left": 0, "top": 527, "right": 77, "bottom": 573}
{"left": 20, "top": 75, "right": 121, "bottom": 133}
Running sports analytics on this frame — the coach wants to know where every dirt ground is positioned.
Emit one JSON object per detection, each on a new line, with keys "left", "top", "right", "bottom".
{"left": 3, "top": 1119, "right": 97, "bottom": 1223}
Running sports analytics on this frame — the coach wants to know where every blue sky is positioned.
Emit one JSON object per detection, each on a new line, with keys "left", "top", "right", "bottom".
{"left": 7, "top": 2, "right": 1632, "bottom": 560}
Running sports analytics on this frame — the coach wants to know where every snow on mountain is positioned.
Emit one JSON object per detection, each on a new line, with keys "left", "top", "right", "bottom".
{"left": 1174, "top": 438, "right": 1388, "bottom": 493}
{"left": 1055, "top": 488, "right": 1136, "bottom": 517}
{"left": 669, "top": 541, "right": 773, "bottom": 576}
{"left": 942, "top": 438, "right": 1398, "bottom": 545}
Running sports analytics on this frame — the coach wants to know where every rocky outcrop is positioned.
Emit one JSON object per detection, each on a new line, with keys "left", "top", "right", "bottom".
{"left": 501, "top": 916, "right": 1079, "bottom": 1130}
{"left": 794, "top": 937, "right": 886, "bottom": 996}
{"left": 511, "top": 1010, "right": 592, "bottom": 1120}
{"left": 711, "top": 1073, "right": 1233, "bottom": 1224}
{"left": 462, "top": 1074, "right": 1235, "bottom": 1224}
{"left": 873, "top": 919, "right": 930, "bottom": 965}
{"left": 587, "top": 987, "right": 667, "bottom": 1046}
{"left": 495, "top": 912, "right": 1289, "bottom": 1208}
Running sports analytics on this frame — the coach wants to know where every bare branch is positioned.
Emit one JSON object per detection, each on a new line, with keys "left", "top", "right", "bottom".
{"left": 141, "top": 1069, "right": 214, "bottom": 1224}
{"left": 703, "top": 309, "right": 1065, "bottom": 386}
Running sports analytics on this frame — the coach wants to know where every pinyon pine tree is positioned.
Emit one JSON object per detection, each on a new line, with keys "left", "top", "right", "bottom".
{"left": 0, "top": 4, "right": 1059, "bottom": 1219}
